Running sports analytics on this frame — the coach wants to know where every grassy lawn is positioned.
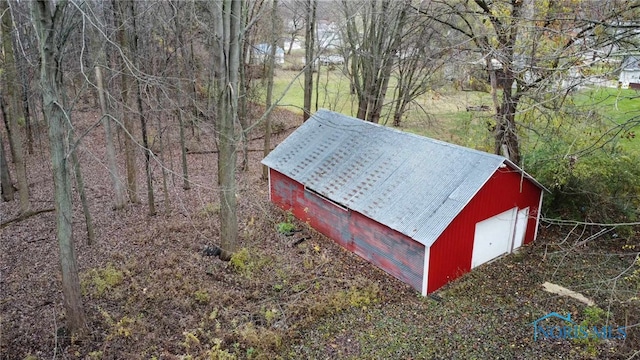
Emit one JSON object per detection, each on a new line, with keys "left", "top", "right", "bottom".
{"left": 283, "top": 229, "right": 638, "bottom": 359}
{"left": 268, "top": 69, "right": 494, "bottom": 145}
{"left": 573, "top": 88, "right": 640, "bottom": 123}
{"left": 269, "top": 68, "right": 354, "bottom": 115}
{"left": 572, "top": 87, "right": 640, "bottom": 152}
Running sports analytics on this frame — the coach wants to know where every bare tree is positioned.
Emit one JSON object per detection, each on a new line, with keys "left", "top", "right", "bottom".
{"left": 389, "top": 7, "right": 449, "bottom": 126}
{"left": 1, "top": 0, "right": 30, "bottom": 213}
{"left": 239, "top": 0, "right": 268, "bottom": 171}
{"left": 211, "top": 0, "right": 243, "bottom": 260}
{"left": 112, "top": 0, "right": 139, "bottom": 204}
{"left": 69, "top": 131, "right": 96, "bottom": 245}
{"left": 128, "top": 0, "right": 156, "bottom": 216}
{"left": 341, "top": 0, "right": 409, "bottom": 123}
{"left": 172, "top": 1, "right": 191, "bottom": 190}
{"left": 282, "top": 0, "right": 305, "bottom": 55}
{"left": 302, "top": 0, "right": 316, "bottom": 121}
{"left": 31, "top": 0, "right": 86, "bottom": 334}
{"left": 95, "top": 65, "right": 126, "bottom": 210}
{"left": 263, "top": 0, "right": 279, "bottom": 181}
{"left": 90, "top": 2, "right": 126, "bottom": 211}
{"left": 0, "top": 130, "right": 14, "bottom": 201}
{"left": 427, "top": 0, "right": 640, "bottom": 164}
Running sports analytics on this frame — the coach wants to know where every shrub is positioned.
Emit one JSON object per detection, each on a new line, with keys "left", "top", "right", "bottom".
{"left": 199, "top": 202, "right": 220, "bottom": 218}
{"left": 82, "top": 263, "right": 125, "bottom": 297}
{"left": 526, "top": 146, "right": 640, "bottom": 221}
{"left": 521, "top": 102, "right": 640, "bottom": 221}
{"left": 193, "top": 290, "right": 211, "bottom": 304}
{"left": 229, "top": 248, "right": 272, "bottom": 278}
{"left": 276, "top": 211, "right": 296, "bottom": 235}
{"left": 276, "top": 222, "right": 295, "bottom": 235}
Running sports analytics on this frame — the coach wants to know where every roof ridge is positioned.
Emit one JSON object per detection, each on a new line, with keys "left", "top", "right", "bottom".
{"left": 313, "top": 108, "right": 506, "bottom": 161}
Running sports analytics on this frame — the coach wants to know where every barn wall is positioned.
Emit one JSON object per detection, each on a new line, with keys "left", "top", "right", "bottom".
{"left": 350, "top": 211, "right": 424, "bottom": 291}
{"left": 270, "top": 168, "right": 351, "bottom": 248}
{"left": 427, "top": 165, "right": 543, "bottom": 294}
{"left": 269, "top": 169, "right": 425, "bottom": 292}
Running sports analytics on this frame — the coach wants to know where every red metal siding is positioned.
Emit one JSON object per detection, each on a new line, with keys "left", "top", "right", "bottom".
{"left": 270, "top": 168, "right": 350, "bottom": 247}
{"left": 269, "top": 169, "right": 425, "bottom": 292}
{"left": 350, "top": 212, "right": 424, "bottom": 291}
{"left": 427, "top": 165, "right": 543, "bottom": 293}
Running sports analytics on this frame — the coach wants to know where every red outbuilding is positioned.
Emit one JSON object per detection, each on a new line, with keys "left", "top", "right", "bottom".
{"left": 262, "top": 109, "right": 546, "bottom": 295}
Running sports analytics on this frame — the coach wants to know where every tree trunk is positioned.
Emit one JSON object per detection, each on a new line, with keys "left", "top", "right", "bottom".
{"left": 95, "top": 66, "right": 126, "bottom": 209}
{"left": 16, "top": 24, "right": 34, "bottom": 155}
{"left": 178, "top": 109, "right": 190, "bottom": 189}
{"left": 129, "top": 0, "right": 155, "bottom": 216}
{"left": 494, "top": 78, "right": 521, "bottom": 164}
{"left": 302, "top": 0, "right": 316, "bottom": 122}
{"left": 1, "top": 0, "right": 29, "bottom": 213}
{"left": 113, "top": 0, "right": 139, "bottom": 204}
{"left": 153, "top": 24, "right": 170, "bottom": 214}
{"left": 32, "top": 0, "right": 87, "bottom": 335}
{"left": 156, "top": 115, "right": 170, "bottom": 214}
{"left": 342, "top": 0, "right": 407, "bottom": 124}
{"left": 0, "top": 131, "right": 14, "bottom": 201}
{"left": 70, "top": 136, "right": 96, "bottom": 245}
{"left": 173, "top": 5, "right": 191, "bottom": 190}
{"left": 189, "top": 38, "right": 199, "bottom": 140}
{"left": 263, "top": 0, "right": 278, "bottom": 181}
{"left": 478, "top": 0, "right": 523, "bottom": 165}
{"left": 238, "top": 22, "right": 249, "bottom": 172}
{"left": 213, "top": 0, "right": 241, "bottom": 260}
{"left": 287, "top": 34, "right": 295, "bottom": 55}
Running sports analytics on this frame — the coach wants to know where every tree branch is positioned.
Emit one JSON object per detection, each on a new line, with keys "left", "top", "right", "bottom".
{"left": 1, "top": 208, "right": 55, "bottom": 229}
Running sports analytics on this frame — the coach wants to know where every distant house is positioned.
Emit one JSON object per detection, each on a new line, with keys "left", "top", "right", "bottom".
{"left": 317, "top": 20, "right": 341, "bottom": 49}
{"left": 318, "top": 55, "right": 345, "bottom": 66}
{"left": 262, "top": 110, "right": 546, "bottom": 295}
{"left": 619, "top": 55, "right": 640, "bottom": 89}
{"left": 253, "top": 43, "right": 284, "bottom": 65}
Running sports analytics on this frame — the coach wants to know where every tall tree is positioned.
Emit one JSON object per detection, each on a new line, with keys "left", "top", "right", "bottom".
{"left": 128, "top": 0, "right": 156, "bottom": 216}
{"left": 32, "top": 0, "right": 86, "bottom": 334}
{"left": 428, "top": 0, "right": 640, "bottom": 164}
{"left": 302, "top": 0, "right": 316, "bottom": 121}
{"left": 0, "top": 130, "right": 14, "bottom": 201}
{"left": 172, "top": 1, "right": 191, "bottom": 190}
{"left": 112, "top": 0, "right": 139, "bottom": 204}
{"left": 95, "top": 65, "right": 126, "bottom": 210}
{"left": 263, "top": 0, "right": 279, "bottom": 181}
{"left": 1, "top": 0, "right": 30, "bottom": 213}
{"left": 282, "top": 0, "right": 305, "bottom": 55}
{"left": 341, "top": 0, "right": 409, "bottom": 123}
{"left": 69, "top": 131, "right": 96, "bottom": 245}
{"left": 389, "top": 6, "right": 449, "bottom": 126}
{"left": 211, "top": 0, "right": 243, "bottom": 260}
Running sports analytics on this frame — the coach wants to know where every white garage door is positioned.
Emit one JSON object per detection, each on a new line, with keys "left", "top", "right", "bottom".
{"left": 471, "top": 208, "right": 517, "bottom": 269}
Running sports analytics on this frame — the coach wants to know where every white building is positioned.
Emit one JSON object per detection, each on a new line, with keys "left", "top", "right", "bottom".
{"left": 619, "top": 55, "right": 640, "bottom": 89}
{"left": 253, "top": 43, "right": 285, "bottom": 65}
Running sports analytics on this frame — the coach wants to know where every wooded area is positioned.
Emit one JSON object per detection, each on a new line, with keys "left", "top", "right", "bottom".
{"left": 1, "top": 0, "right": 639, "bottom": 358}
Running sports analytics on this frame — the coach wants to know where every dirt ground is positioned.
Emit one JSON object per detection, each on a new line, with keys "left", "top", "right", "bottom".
{"left": 1, "top": 106, "right": 638, "bottom": 359}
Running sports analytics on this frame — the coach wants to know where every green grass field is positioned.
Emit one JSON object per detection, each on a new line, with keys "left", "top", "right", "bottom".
{"left": 572, "top": 87, "right": 640, "bottom": 152}
{"left": 268, "top": 69, "right": 494, "bottom": 143}
{"left": 266, "top": 69, "right": 639, "bottom": 156}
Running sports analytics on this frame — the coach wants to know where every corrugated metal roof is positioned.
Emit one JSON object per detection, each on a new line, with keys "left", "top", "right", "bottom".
{"left": 262, "top": 109, "right": 542, "bottom": 247}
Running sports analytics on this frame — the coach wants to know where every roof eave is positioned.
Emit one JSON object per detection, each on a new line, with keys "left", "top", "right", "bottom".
{"left": 503, "top": 159, "right": 550, "bottom": 193}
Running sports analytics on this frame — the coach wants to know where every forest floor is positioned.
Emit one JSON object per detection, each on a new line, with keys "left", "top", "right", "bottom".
{"left": 1, "top": 105, "right": 638, "bottom": 359}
